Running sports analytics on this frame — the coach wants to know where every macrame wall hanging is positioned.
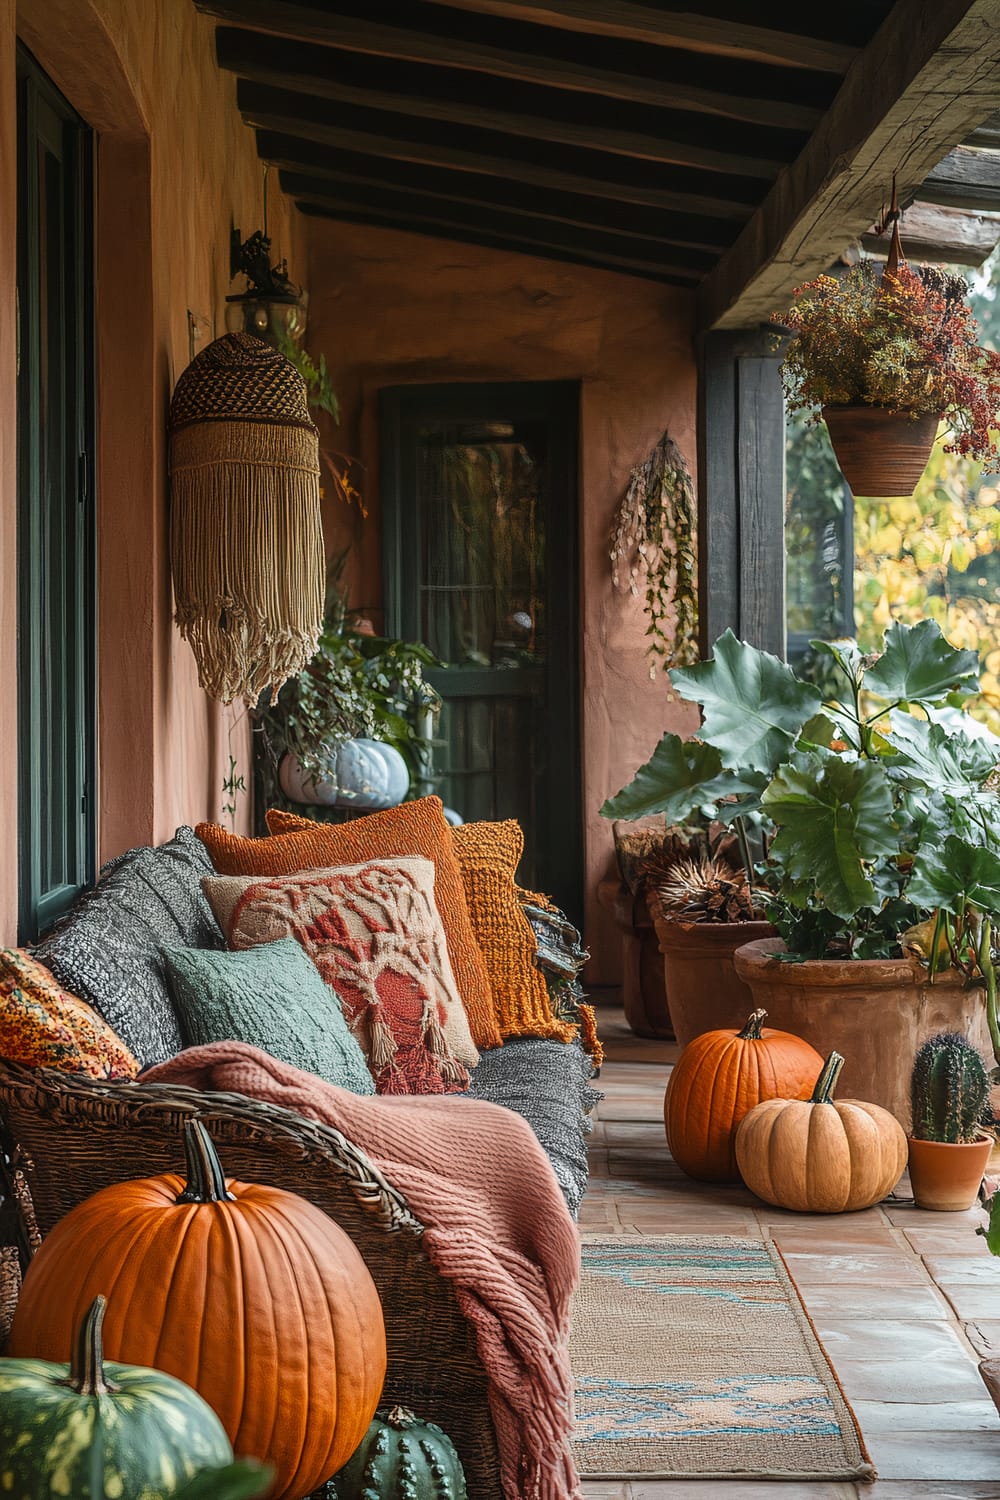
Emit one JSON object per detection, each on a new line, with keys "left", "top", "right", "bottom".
{"left": 168, "top": 332, "right": 325, "bottom": 705}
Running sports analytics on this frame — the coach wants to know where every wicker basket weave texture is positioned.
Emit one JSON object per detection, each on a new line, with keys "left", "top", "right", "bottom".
{"left": 0, "top": 1065, "right": 502, "bottom": 1497}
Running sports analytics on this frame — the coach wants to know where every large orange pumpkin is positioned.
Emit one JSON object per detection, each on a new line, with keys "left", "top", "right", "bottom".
{"left": 8, "top": 1121, "right": 386, "bottom": 1500}
{"left": 735, "top": 1050, "right": 908, "bottom": 1212}
{"left": 664, "top": 1008, "right": 823, "bottom": 1181}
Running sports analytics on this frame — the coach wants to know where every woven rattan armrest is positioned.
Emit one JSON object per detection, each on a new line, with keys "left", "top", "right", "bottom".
{"left": 0, "top": 1063, "right": 502, "bottom": 1496}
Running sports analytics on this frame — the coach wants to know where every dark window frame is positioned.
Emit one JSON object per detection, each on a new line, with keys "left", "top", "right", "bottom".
{"left": 16, "top": 44, "right": 96, "bottom": 942}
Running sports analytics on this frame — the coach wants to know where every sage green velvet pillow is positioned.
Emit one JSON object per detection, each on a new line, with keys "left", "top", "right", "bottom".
{"left": 163, "top": 937, "right": 375, "bottom": 1095}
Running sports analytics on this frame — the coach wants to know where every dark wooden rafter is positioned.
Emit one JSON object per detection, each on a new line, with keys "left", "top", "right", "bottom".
{"left": 920, "top": 144, "right": 1000, "bottom": 211}
{"left": 698, "top": 0, "right": 1000, "bottom": 330}
{"left": 296, "top": 201, "right": 695, "bottom": 285}
{"left": 216, "top": 27, "right": 807, "bottom": 177}
{"left": 240, "top": 84, "right": 760, "bottom": 220}
{"left": 862, "top": 201, "right": 1000, "bottom": 266}
{"left": 196, "top": 0, "right": 837, "bottom": 129}
{"left": 965, "top": 110, "right": 1000, "bottom": 150}
{"left": 279, "top": 169, "right": 713, "bottom": 273}
{"left": 411, "top": 0, "right": 879, "bottom": 71}
{"left": 257, "top": 132, "right": 738, "bottom": 254}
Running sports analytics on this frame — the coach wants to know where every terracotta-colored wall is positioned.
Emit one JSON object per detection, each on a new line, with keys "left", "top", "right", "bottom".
{"left": 306, "top": 222, "right": 699, "bottom": 983}
{"left": 0, "top": 0, "right": 307, "bottom": 940}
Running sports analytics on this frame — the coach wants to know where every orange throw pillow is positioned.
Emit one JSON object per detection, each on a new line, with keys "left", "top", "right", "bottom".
{"left": 201, "top": 798, "right": 501, "bottom": 1051}
{"left": 0, "top": 948, "right": 139, "bottom": 1079}
{"left": 449, "top": 820, "right": 579, "bottom": 1045}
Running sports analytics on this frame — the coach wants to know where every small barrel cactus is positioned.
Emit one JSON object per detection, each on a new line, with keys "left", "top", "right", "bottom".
{"left": 331, "top": 1405, "right": 467, "bottom": 1500}
{"left": 911, "top": 1032, "right": 991, "bottom": 1143}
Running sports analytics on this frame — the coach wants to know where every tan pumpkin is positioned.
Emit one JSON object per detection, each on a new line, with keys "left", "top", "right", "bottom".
{"left": 664, "top": 1009, "right": 823, "bottom": 1182}
{"left": 734, "top": 1051, "right": 907, "bottom": 1213}
{"left": 8, "top": 1121, "right": 387, "bottom": 1500}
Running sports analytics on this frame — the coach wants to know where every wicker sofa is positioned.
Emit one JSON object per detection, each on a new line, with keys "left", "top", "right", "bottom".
{"left": 0, "top": 825, "right": 599, "bottom": 1497}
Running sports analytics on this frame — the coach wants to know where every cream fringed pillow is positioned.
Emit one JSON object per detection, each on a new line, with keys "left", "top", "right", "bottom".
{"left": 203, "top": 858, "right": 479, "bottom": 1095}
{"left": 200, "top": 796, "right": 501, "bottom": 1050}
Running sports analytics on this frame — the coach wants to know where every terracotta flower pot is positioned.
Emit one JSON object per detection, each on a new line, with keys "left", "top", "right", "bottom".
{"left": 651, "top": 913, "right": 775, "bottom": 1048}
{"left": 821, "top": 405, "right": 940, "bottom": 497}
{"left": 734, "top": 938, "right": 992, "bottom": 1128}
{"left": 597, "top": 878, "right": 671, "bottom": 1038}
{"left": 907, "top": 1134, "right": 994, "bottom": 1212}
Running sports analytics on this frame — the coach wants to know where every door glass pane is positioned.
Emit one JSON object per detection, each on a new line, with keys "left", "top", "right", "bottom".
{"left": 414, "top": 419, "right": 549, "bottom": 880}
{"left": 417, "top": 422, "right": 546, "bottom": 667}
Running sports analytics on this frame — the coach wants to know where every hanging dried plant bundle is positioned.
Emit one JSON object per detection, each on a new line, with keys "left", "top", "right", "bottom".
{"left": 610, "top": 431, "right": 698, "bottom": 671}
{"left": 652, "top": 856, "right": 758, "bottom": 923}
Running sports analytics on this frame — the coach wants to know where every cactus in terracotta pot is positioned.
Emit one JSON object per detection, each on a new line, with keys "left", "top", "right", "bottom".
{"left": 908, "top": 1032, "right": 993, "bottom": 1211}
{"left": 911, "top": 1032, "right": 990, "bottom": 1144}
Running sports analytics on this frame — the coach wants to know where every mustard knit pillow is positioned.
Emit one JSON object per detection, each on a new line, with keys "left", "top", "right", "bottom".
{"left": 449, "top": 820, "right": 578, "bottom": 1044}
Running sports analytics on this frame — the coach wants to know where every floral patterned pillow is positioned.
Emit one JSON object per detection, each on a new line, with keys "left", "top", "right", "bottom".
{"left": 0, "top": 949, "right": 139, "bottom": 1079}
{"left": 203, "top": 857, "right": 478, "bottom": 1095}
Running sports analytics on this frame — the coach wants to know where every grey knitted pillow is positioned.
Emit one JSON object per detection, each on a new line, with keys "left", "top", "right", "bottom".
{"left": 34, "top": 827, "right": 223, "bottom": 1068}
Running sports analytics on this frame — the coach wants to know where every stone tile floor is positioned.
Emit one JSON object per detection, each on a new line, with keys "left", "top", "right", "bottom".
{"left": 577, "top": 1002, "right": 1000, "bottom": 1500}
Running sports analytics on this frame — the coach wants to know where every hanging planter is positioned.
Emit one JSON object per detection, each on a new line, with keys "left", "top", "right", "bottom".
{"left": 775, "top": 185, "right": 1000, "bottom": 497}
{"left": 820, "top": 406, "right": 941, "bottom": 498}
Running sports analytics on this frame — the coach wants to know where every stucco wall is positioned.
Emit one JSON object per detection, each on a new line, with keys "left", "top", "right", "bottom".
{"left": 306, "top": 221, "right": 700, "bottom": 983}
{"left": 0, "top": 0, "right": 306, "bottom": 939}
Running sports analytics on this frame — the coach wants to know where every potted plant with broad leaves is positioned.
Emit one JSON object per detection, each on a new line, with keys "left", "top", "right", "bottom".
{"left": 602, "top": 619, "right": 1000, "bottom": 1124}
{"left": 777, "top": 244, "right": 1000, "bottom": 499}
{"left": 908, "top": 1032, "right": 993, "bottom": 1211}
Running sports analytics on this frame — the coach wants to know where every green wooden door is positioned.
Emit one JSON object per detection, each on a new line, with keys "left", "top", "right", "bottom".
{"left": 381, "top": 382, "right": 581, "bottom": 922}
{"left": 16, "top": 47, "right": 96, "bottom": 941}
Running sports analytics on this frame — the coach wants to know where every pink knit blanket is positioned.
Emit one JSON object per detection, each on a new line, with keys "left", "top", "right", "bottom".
{"left": 143, "top": 1042, "right": 582, "bottom": 1500}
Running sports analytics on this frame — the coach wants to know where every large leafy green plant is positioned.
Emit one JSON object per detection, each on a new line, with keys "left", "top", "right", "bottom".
{"left": 602, "top": 620, "right": 1000, "bottom": 1062}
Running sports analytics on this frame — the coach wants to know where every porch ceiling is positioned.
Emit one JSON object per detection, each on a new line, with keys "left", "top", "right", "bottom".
{"left": 197, "top": 0, "right": 1000, "bottom": 328}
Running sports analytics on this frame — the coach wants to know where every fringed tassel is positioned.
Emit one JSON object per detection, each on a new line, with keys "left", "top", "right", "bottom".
{"left": 366, "top": 998, "right": 411, "bottom": 1092}
{"left": 170, "top": 423, "right": 324, "bottom": 705}
{"left": 422, "top": 995, "right": 467, "bottom": 1086}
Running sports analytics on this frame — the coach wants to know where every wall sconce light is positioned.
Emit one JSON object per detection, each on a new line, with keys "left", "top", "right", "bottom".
{"left": 225, "top": 226, "right": 308, "bottom": 346}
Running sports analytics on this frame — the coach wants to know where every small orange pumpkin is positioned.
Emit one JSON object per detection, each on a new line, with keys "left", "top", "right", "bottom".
{"left": 664, "top": 1009, "right": 823, "bottom": 1181}
{"left": 8, "top": 1121, "right": 387, "bottom": 1499}
{"left": 735, "top": 1050, "right": 908, "bottom": 1212}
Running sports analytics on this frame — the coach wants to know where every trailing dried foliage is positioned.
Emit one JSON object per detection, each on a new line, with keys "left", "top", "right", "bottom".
{"left": 610, "top": 431, "right": 698, "bottom": 672}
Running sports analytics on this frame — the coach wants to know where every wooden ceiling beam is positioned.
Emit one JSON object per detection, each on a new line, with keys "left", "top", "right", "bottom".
{"left": 411, "top": 0, "right": 863, "bottom": 73}
{"left": 295, "top": 198, "right": 699, "bottom": 285}
{"left": 216, "top": 26, "right": 799, "bottom": 177}
{"left": 240, "top": 88, "right": 759, "bottom": 220}
{"left": 697, "top": 0, "right": 1000, "bottom": 331}
{"left": 196, "top": 0, "right": 830, "bottom": 129}
{"left": 861, "top": 200, "right": 1000, "bottom": 266}
{"left": 965, "top": 110, "right": 1000, "bottom": 149}
{"left": 277, "top": 168, "right": 716, "bottom": 270}
{"left": 257, "top": 131, "right": 737, "bottom": 253}
{"left": 919, "top": 144, "right": 1000, "bottom": 212}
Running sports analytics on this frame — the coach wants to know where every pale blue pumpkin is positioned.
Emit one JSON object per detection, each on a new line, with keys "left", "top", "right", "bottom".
{"left": 280, "top": 740, "right": 410, "bottom": 810}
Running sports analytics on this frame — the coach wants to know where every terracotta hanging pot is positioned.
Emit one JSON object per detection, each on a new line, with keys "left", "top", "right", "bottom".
{"left": 821, "top": 405, "right": 940, "bottom": 498}
{"left": 907, "top": 1133, "right": 994, "bottom": 1212}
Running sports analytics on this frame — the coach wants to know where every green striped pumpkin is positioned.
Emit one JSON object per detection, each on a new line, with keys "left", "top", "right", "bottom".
{"left": 0, "top": 1295, "right": 233, "bottom": 1500}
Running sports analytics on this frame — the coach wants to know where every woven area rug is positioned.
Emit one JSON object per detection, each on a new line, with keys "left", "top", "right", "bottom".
{"left": 571, "top": 1236, "right": 874, "bottom": 1481}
